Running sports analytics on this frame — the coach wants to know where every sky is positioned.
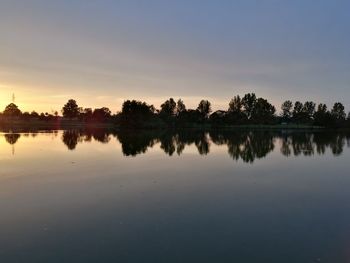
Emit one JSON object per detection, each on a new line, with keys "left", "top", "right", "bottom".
{"left": 0, "top": 0, "right": 350, "bottom": 113}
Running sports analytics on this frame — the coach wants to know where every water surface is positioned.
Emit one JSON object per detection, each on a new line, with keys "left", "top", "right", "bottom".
{"left": 1, "top": 129, "right": 350, "bottom": 262}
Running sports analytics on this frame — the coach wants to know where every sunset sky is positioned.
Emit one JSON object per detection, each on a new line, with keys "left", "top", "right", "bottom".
{"left": 1, "top": 0, "right": 350, "bottom": 113}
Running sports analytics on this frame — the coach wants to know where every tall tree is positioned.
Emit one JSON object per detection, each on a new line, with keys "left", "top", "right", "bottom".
{"left": 314, "top": 103, "right": 332, "bottom": 126}
{"left": 3, "top": 103, "right": 21, "bottom": 117}
{"left": 331, "top": 102, "right": 346, "bottom": 120}
{"left": 197, "top": 100, "right": 211, "bottom": 118}
{"left": 292, "top": 101, "right": 306, "bottom": 123}
{"left": 62, "top": 99, "right": 79, "bottom": 119}
{"left": 252, "top": 98, "right": 276, "bottom": 123}
{"left": 281, "top": 100, "right": 293, "bottom": 119}
{"left": 176, "top": 99, "right": 186, "bottom": 115}
{"left": 293, "top": 101, "right": 303, "bottom": 115}
{"left": 228, "top": 95, "right": 242, "bottom": 112}
{"left": 160, "top": 98, "right": 177, "bottom": 116}
{"left": 317, "top": 103, "right": 327, "bottom": 113}
{"left": 302, "top": 101, "right": 316, "bottom": 119}
{"left": 242, "top": 93, "right": 257, "bottom": 119}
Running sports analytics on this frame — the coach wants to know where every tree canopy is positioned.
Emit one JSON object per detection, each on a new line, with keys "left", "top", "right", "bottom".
{"left": 197, "top": 100, "right": 212, "bottom": 118}
{"left": 3, "top": 103, "right": 21, "bottom": 117}
{"left": 62, "top": 99, "right": 79, "bottom": 119}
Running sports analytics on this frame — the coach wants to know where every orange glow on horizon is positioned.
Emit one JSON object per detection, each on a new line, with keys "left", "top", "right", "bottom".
{"left": 0, "top": 83, "right": 281, "bottom": 114}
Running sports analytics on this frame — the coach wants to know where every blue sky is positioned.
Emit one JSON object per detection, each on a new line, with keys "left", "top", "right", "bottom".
{"left": 0, "top": 0, "right": 349, "bottom": 112}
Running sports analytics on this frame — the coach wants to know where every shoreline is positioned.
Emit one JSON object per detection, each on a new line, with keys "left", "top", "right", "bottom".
{"left": 0, "top": 120, "right": 342, "bottom": 133}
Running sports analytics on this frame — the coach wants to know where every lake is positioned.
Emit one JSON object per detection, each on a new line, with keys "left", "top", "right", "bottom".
{"left": 1, "top": 129, "right": 350, "bottom": 262}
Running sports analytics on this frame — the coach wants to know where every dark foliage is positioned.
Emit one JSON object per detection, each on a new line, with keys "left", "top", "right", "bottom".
{"left": 1, "top": 94, "right": 349, "bottom": 128}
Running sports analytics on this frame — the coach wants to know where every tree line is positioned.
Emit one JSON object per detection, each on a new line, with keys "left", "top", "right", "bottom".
{"left": 1, "top": 93, "right": 350, "bottom": 128}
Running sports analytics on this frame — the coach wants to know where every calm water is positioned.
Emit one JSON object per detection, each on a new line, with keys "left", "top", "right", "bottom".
{"left": 1, "top": 129, "right": 350, "bottom": 262}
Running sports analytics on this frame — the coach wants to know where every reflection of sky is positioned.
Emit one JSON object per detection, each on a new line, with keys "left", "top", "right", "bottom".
{"left": 1, "top": 132, "right": 350, "bottom": 261}
{"left": 1, "top": 1, "right": 350, "bottom": 113}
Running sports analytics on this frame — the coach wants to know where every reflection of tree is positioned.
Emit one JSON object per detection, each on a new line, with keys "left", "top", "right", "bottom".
{"left": 62, "top": 130, "right": 80, "bottom": 150}
{"left": 160, "top": 134, "right": 176, "bottom": 156}
{"left": 330, "top": 135, "right": 344, "bottom": 156}
{"left": 280, "top": 137, "right": 292, "bottom": 156}
{"left": 280, "top": 132, "right": 347, "bottom": 157}
{"left": 227, "top": 132, "right": 274, "bottom": 163}
{"left": 55, "top": 128, "right": 350, "bottom": 161}
{"left": 117, "top": 131, "right": 156, "bottom": 156}
{"left": 211, "top": 131, "right": 274, "bottom": 163}
{"left": 196, "top": 135, "right": 210, "bottom": 155}
{"left": 176, "top": 130, "right": 211, "bottom": 155}
{"left": 4, "top": 133, "right": 21, "bottom": 145}
{"left": 61, "top": 129, "right": 114, "bottom": 150}
{"left": 92, "top": 130, "right": 110, "bottom": 144}
{"left": 291, "top": 133, "right": 314, "bottom": 156}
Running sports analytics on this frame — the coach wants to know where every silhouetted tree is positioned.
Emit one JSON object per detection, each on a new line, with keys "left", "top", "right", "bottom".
{"left": 92, "top": 107, "right": 111, "bottom": 122}
{"left": 331, "top": 102, "right": 346, "bottom": 120}
{"left": 120, "top": 100, "right": 158, "bottom": 127}
{"left": 122, "top": 100, "right": 154, "bottom": 116}
{"left": 226, "top": 96, "right": 247, "bottom": 124}
{"left": 160, "top": 98, "right": 176, "bottom": 116}
{"left": 3, "top": 103, "right": 21, "bottom": 117}
{"left": 176, "top": 99, "right": 186, "bottom": 115}
{"left": 251, "top": 98, "right": 276, "bottom": 123}
{"left": 281, "top": 100, "right": 293, "bottom": 121}
{"left": 197, "top": 100, "right": 211, "bottom": 119}
{"left": 293, "top": 101, "right": 303, "bottom": 115}
{"left": 302, "top": 101, "right": 316, "bottom": 120}
{"left": 293, "top": 101, "right": 308, "bottom": 123}
{"left": 314, "top": 103, "right": 333, "bottom": 127}
{"left": 228, "top": 95, "right": 242, "bottom": 113}
{"left": 2, "top": 93, "right": 346, "bottom": 128}
{"left": 242, "top": 93, "right": 257, "bottom": 119}
{"left": 30, "top": 111, "right": 39, "bottom": 118}
{"left": 317, "top": 103, "right": 327, "bottom": 114}
{"left": 62, "top": 99, "right": 79, "bottom": 119}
